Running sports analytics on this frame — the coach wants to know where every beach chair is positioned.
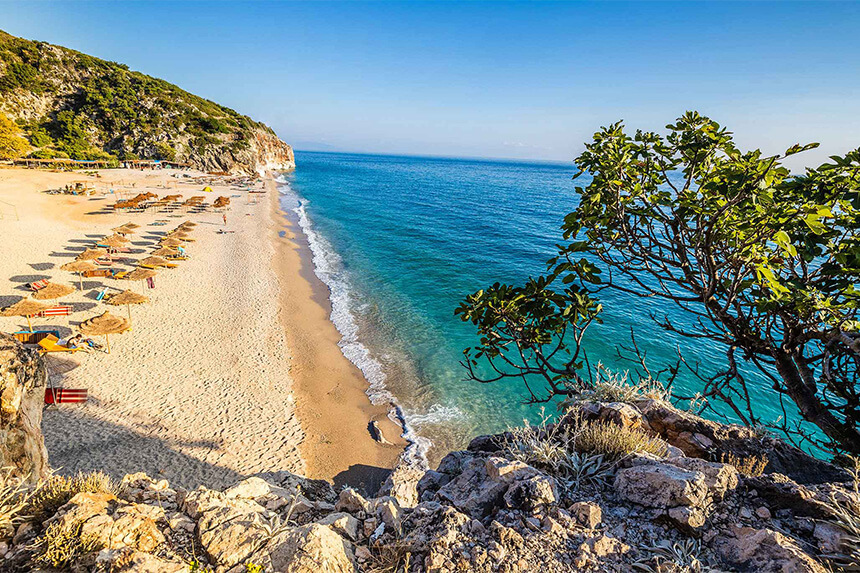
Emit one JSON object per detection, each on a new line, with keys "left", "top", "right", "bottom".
{"left": 114, "top": 271, "right": 129, "bottom": 280}
{"left": 28, "top": 279, "right": 49, "bottom": 291}
{"left": 44, "top": 388, "right": 88, "bottom": 405}
{"left": 83, "top": 269, "right": 110, "bottom": 278}
{"left": 95, "top": 288, "right": 107, "bottom": 301}
{"left": 38, "top": 306, "right": 72, "bottom": 317}
{"left": 37, "top": 334, "right": 81, "bottom": 354}
{"left": 12, "top": 330, "right": 60, "bottom": 345}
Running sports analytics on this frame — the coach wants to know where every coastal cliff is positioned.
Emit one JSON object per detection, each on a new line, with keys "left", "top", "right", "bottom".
{"left": 0, "top": 30, "right": 294, "bottom": 174}
{"left": 0, "top": 341, "right": 857, "bottom": 571}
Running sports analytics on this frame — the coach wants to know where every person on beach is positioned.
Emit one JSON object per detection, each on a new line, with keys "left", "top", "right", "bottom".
{"left": 222, "top": 213, "right": 227, "bottom": 226}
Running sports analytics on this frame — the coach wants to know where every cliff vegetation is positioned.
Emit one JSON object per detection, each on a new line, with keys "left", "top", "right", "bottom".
{"left": 0, "top": 30, "right": 293, "bottom": 173}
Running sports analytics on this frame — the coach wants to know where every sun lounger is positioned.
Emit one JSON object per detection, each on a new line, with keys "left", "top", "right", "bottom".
{"left": 95, "top": 288, "right": 107, "bottom": 301}
{"left": 28, "top": 279, "right": 49, "bottom": 291}
{"left": 38, "top": 306, "right": 72, "bottom": 317}
{"left": 13, "top": 330, "right": 60, "bottom": 345}
{"left": 44, "top": 388, "right": 88, "bottom": 404}
{"left": 37, "top": 334, "right": 80, "bottom": 353}
{"left": 95, "top": 258, "right": 113, "bottom": 266}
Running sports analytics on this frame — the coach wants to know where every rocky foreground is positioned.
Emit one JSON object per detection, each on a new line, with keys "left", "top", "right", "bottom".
{"left": 1, "top": 338, "right": 859, "bottom": 572}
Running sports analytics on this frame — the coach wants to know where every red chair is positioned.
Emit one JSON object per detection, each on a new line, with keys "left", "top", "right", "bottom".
{"left": 44, "top": 388, "right": 88, "bottom": 404}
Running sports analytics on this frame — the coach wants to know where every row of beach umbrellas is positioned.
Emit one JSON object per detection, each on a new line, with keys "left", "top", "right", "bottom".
{"left": 1, "top": 219, "right": 197, "bottom": 353}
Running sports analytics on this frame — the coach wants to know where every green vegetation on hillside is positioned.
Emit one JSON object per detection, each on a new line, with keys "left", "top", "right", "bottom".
{"left": 0, "top": 111, "right": 30, "bottom": 159}
{"left": 0, "top": 29, "right": 273, "bottom": 163}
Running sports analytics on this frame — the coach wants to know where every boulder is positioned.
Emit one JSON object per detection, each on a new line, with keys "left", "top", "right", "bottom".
{"left": 53, "top": 492, "right": 165, "bottom": 554}
{"left": 713, "top": 525, "right": 828, "bottom": 572}
{"left": 335, "top": 487, "right": 370, "bottom": 514}
{"left": 669, "top": 457, "right": 739, "bottom": 500}
{"left": 193, "top": 492, "right": 269, "bottom": 567}
{"left": 614, "top": 462, "right": 707, "bottom": 509}
{"left": 316, "top": 512, "right": 360, "bottom": 541}
{"left": 252, "top": 523, "right": 357, "bottom": 573}
{"left": 0, "top": 335, "right": 48, "bottom": 482}
{"left": 96, "top": 549, "right": 186, "bottom": 573}
{"left": 569, "top": 501, "right": 602, "bottom": 529}
{"left": 503, "top": 474, "right": 558, "bottom": 513}
{"left": 436, "top": 458, "right": 508, "bottom": 518}
{"left": 485, "top": 456, "right": 540, "bottom": 483}
{"left": 377, "top": 461, "right": 424, "bottom": 508}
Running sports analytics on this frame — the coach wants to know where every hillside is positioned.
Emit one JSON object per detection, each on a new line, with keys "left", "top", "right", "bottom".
{"left": 0, "top": 30, "right": 294, "bottom": 174}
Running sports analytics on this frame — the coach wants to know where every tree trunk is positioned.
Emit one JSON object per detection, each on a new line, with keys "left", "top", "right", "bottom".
{"left": 773, "top": 351, "right": 860, "bottom": 455}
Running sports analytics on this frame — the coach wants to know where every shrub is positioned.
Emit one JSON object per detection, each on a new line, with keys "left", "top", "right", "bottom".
{"left": 574, "top": 420, "right": 668, "bottom": 461}
{"left": 719, "top": 453, "right": 769, "bottom": 477}
{"left": 27, "top": 471, "right": 117, "bottom": 522}
{"left": 821, "top": 457, "right": 860, "bottom": 570}
{"left": 0, "top": 112, "right": 31, "bottom": 159}
{"left": 30, "top": 519, "right": 102, "bottom": 568}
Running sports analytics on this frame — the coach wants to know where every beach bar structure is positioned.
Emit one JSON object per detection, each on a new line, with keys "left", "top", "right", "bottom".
{"left": 13, "top": 157, "right": 117, "bottom": 169}
{"left": 122, "top": 159, "right": 190, "bottom": 170}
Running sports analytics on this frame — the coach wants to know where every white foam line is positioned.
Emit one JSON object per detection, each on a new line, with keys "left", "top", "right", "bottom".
{"left": 278, "top": 181, "right": 431, "bottom": 469}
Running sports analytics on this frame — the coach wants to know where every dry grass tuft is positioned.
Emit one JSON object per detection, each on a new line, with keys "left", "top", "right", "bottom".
{"left": 27, "top": 471, "right": 118, "bottom": 522}
{"left": 719, "top": 453, "right": 769, "bottom": 477}
{"left": 574, "top": 420, "right": 668, "bottom": 461}
{"left": 0, "top": 467, "right": 36, "bottom": 539}
{"left": 366, "top": 542, "right": 412, "bottom": 573}
{"left": 30, "top": 519, "right": 103, "bottom": 568}
{"left": 821, "top": 457, "right": 860, "bottom": 571}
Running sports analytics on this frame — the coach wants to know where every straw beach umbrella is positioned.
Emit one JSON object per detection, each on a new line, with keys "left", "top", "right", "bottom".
{"left": 105, "top": 289, "right": 148, "bottom": 323}
{"left": 79, "top": 311, "right": 130, "bottom": 353}
{"left": 139, "top": 256, "right": 171, "bottom": 267}
{"left": 151, "top": 247, "right": 179, "bottom": 257}
{"left": 100, "top": 234, "right": 130, "bottom": 247}
{"left": 122, "top": 222, "right": 140, "bottom": 229}
{"left": 0, "top": 298, "right": 51, "bottom": 331}
{"left": 123, "top": 267, "right": 157, "bottom": 291}
{"left": 61, "top": 260, "right": 97, "bottom": 290}
{"left": 159, "top": 238, "right": 182, "bottom": 248}
{"left": 32, "top": 282, "right": 75, "bottom": 301}
{"left": 179, "top": 221, "right": 197, "bottom": 228}
{"left": 77, "top": 247, "right": 108, "bottom": 261}
{"left": 112, "top": 225, "right": 135, "bottom": 234}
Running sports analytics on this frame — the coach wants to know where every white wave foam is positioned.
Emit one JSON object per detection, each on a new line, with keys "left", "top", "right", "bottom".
{"left": 278, "top": 181, "right": 431, "bottom": 469}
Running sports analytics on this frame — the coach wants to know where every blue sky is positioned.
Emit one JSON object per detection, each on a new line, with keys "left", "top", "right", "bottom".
{"left": 3, "top": 1, "right": 859, "bottom": 167}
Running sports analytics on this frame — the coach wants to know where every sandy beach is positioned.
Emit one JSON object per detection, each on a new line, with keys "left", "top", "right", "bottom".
{"left": 0, "top": 167, "right": 403, "bottom": 491}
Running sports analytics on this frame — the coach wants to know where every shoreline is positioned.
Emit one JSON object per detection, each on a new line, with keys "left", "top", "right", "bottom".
{"left": 267, "top": 177, "right": 406, "bottom": 492}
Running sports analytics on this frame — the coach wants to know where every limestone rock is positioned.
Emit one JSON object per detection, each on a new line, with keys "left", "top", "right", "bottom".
{"left": 96, "top": 548, "right": 186, "bottom": 572}
{"left": 614, "top": 462, "right": 707, "bottom": 509}
{"left": 503, "top": 474, "right": 558, "bottom": 513}
{"left": 377, "top": 460, "right": 425, "bottom": 508}
{"left": 252, "top": 523, "right": 357, "bottom": 573}
{"left": 0, "top": 335, "right": 48, "bottom": 482}
{"left": 336, "top": 487, "right": 370, "bottom": 514}
{"left": 713, "top": 525, "right": 828, "bottom": 572}
{"left": 485, "top": 456, "right": 540, "bottom": 483}
{"left": 316, "top": 512, "right": 361, "bottom": 541}
{"left": 436, "top": 458, "right": 507, "bottom": 518}
{"left": 569, "top": 501, "right": 602, "bottom": 529}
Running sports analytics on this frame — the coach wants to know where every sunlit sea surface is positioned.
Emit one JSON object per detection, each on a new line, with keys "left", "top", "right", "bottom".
{"left": 279, "top": 151, "right": 797, "bottom": 464}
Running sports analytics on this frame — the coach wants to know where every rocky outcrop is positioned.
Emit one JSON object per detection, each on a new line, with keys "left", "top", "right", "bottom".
{"left": 0, "top": 29, "right": 295, "bottom": 175}
{"left": 0, "top": 334, "right": 48, "bottom": 482}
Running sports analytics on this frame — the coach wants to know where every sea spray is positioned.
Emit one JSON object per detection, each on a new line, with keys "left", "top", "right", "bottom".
{"left": 277, "top": 181, "right": 434, "bottom": 469}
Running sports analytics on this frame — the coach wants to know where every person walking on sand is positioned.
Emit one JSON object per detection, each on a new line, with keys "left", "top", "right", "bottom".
{"left": 223, "top": 213, "right": 227, "bottom": 226}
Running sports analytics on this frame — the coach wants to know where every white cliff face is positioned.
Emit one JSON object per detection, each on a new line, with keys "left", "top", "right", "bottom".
{"left": 250, "top": 129, "right": 296, "bottom": 175}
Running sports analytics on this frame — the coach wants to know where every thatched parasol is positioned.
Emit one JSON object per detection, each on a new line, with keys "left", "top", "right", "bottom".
{"left": 105, "top": 289, "right": 149, "bottom": 322}
{"left": 77, "top": 247, "right": 108, "bottom": 261}
{"left": 159, "top": 238, "right": 182, "bottom": 248}
{"left": 139, "top": 256, "right": 171, "bottom": 267}
{"left": 112, "top": 225, "right": 135, "bottom": 234}
{"left": 79, "top": 311, "right": 130, "bottom": 353}
{"left": 122, "top": 222, "right": 140, "bottom": 229}
{"left": 180, "top": 221, "right": 197, "bottom": 227}
{"left": 61, "top": 260, "right": 97, "bottom": 289}
{"left": 165, "top": 231, "right": 190, "bottom": 239}
{"left": 151, "top": 247, "right": 179, "bottom": 257}
{"left": 213, "top": 196, "right": 231, "bottom": 208}
{"left": 32, "top": 282, "right": 75, "bottom": 301}
{"left": 100, "top": 234, "right": 130, "bottom": 247}
{"left": 0, "top": 298, "right": 51, "bottom": 331}
{"left": 163, "top": 194, "right": 181, "bottom": 201}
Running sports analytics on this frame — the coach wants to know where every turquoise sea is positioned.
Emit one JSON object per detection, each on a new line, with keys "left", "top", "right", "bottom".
{"left": 278, "top": 151, "right": 795, "bottom": 464}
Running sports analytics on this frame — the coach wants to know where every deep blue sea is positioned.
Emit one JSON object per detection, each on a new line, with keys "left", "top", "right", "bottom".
{"left": 279, "top": 151, "right": 795, "bottom": 462}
